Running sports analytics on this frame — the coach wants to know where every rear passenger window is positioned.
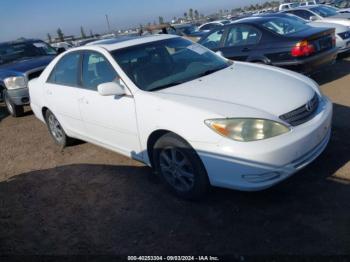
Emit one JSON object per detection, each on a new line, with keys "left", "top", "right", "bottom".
{"left": 292, "top": 10, "right": 313, "bottom": 20}
{"left": 82, "top": 52, "right": 117, "bottom": 90}
{"left": 48, "top": 52, "right": 80, "bottom": 86}
{"left": 225, "top": 25, "right": 261, "bottom": 47}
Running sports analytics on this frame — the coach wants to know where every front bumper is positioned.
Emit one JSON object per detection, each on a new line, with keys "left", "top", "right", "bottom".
{"left": 191, "top": 96, "right": 333, "bottom": 191}
{"left": 273, "top": 48, "right": 337, "bottom": 73}
{"left": 5, "top": 88, "right": 30, "bottom": 106}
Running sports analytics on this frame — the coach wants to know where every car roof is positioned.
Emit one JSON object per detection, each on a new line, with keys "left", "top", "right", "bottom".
{"left": 82, "top": 34, "right": 178, "bottom": 51}
{"left": 0, "top": 38, "right": 44, "bottom": 46}
{"left": 231, "top": 16, "right": 285, "bottom": 25}
{"left": 290, "top": 4, "right": 323, "bottom": 10}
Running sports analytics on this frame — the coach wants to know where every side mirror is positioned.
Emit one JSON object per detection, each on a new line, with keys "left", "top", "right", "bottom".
{"left": 216, "top": 51, "right": 224, "bottom": 57}
{"left": 97, "top": 81, "right": 126, "bottom": 96}
{"left": 310, "top": 16, "right": 318, "bottom": 21}
{"left": 56, "top": 47, "right": 66, "bottom": 55}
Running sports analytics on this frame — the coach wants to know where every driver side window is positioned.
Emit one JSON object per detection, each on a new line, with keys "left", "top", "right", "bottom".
{"left": 201, "top": 29, "right": 225, "bottom": 49}
{"left": 82, "top": 52, "right": 117, "bottom": 91}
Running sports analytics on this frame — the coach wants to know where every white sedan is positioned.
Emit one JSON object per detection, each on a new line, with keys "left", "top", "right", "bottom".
{"left": 29, "top": 35, "right": 332, "bottom": 199}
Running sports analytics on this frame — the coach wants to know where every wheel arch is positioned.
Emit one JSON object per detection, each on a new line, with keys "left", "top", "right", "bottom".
{"left": 147, "top": 129, "right": 195, "bottom": 168}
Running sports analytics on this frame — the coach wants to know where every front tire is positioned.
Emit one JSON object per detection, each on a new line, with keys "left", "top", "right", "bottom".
{"left": 45, "top": 110, "right": 74, "bottom": 148}
{"left": 4, "top": 92, "right": 24, "bottom": 117}
{"left": 153, "top": 133, "right": 210, "bottom": 200}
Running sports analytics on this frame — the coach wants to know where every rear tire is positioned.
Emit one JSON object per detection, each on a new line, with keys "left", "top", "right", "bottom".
{"left": 4, "top": 92, "right": 24, "bottom": 117}
{"left": 45, "top": 110, "right": 74, "bottom": 148}
{"left": 153, "top": 133, "right": 210, "bottom": 200}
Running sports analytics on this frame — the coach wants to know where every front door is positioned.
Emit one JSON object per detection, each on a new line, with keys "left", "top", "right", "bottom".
{"left": 77, "top": 51, "right": 140, "bottom": 157}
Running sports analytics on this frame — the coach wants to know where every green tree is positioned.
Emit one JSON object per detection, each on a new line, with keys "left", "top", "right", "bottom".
{"left": 57, "top": 28, "right": 64, "bottom": 42}
{"left": 80, "top": 26, "right": 86, "bottom": 39}
{"left": 194, "top": 10, "right": 199, "bottom": 20}
{"left": 158, "top": 16, "right": 164, "bottom": 24}
{"left": 189, "top": 8, "right": 193, "bottom": 20}
{"left": 47, "top": 33, "right": 52, "bottom": 43}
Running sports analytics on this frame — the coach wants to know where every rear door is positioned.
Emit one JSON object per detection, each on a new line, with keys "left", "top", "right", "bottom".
{"left": 219, "top": 24, "right": 262, "bottom": 61}
{"left": 77, "top": 51, "right": 140, "bottom": 156}
{"left": 45, "top": 51, "right": 85, "bottom": 135}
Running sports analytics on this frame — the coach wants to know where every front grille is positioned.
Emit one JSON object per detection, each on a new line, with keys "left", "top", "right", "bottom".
{"left": 279, "top": 93, "right": 319, "bottom": 126}
{"left": 27, "top": 70, "right": 44, "bottom": 81}
{"left": 338, "top": 31, "right": 350, "bottom": 40}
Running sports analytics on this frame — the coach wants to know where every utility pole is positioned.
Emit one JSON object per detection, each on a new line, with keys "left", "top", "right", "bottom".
{"left": 105, "top": 14, "right": 111, "bottom": 33}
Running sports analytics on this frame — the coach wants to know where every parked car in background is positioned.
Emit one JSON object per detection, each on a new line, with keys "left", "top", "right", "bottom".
{"left": 198, "top": 16, "right": 337, "bottom": 73}
{"left": 281, "top": 12, "right": 350, "bottom": 53}
{"left": 198, "top": 20, "right": 231, "bottom": 32}
{"left": 172, "top": 24, "right": 208, "bottom": 41}
{"left": 329, "top": 0, "right": 350, "bottom": 12}
{"left": 300, "top": 0, "right": 319, "bottom": 7}
{"left": 0, "top": 39, "right": 57, "bottom": 117}
{"left": 51, "top": 42, "right": 73, "bottom": 51}
{"left": 279, "top": 3, "right": 301, "bottom": 11}
{"left": 285, "top": 5, "right": 350, "bottom": 26}
{"left": 29, "top": 35, "right": 332, "bottom": 199}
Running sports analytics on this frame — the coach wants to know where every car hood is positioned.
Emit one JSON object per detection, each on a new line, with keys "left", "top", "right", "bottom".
{"left": 0, "top": 55, "right": 54, "bottom": 74}
{"left": 322, "top": 14, "right": 350, "bottom": 25}
{"left": 157, "top": 62, "right": 317, "bottom": 117}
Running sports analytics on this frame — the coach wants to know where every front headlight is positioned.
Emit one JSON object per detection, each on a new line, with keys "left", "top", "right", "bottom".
{"left": 205, "top": 118, "right": 290, "bottom": 142}
{"left": 4, "top": 76, "right": 27, "bottom": 90}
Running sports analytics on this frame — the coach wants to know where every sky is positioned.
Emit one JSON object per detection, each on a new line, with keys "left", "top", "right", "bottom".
{"left": 0, "top": 0, "right": 264, "bottom": 42}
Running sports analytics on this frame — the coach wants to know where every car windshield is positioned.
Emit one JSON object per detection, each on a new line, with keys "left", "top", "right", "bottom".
{"left": 178, "top": 25, "right": 198, "bottom": 34}
{"left": 310, "top": 6, "right": 339, "bottom": 17}
{"left": 112, "top": 37, "right": 232, "bottom": 92}
{"left": 0, "top": 41, "right": 56, "bottom": 65}
{"left": 262, "top": 17, "right": 309, "bottom": 35}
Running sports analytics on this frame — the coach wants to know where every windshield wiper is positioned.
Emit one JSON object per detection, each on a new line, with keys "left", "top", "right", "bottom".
{"left": 149, "top": 81, "right": 185, "bottom": 92}
{"left": 197, "top": 66, "right": 228, "bottom": 78}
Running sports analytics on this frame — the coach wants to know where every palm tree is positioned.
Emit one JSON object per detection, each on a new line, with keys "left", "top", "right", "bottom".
{"left": 189, "top": 8, "right": 193, "bottom": 20}
{"left": 184, "top": 12, "right": 188, "bottom": 21}
{"left": 80, "top": 26, "right": 86, "bottom": 39}
{"left": 57, "top": 28, "right": 64, "bottom": 42}
{"left": 194, "top": 10, "right": 199, "bottom": 20}
{"left": 47, "top": 33, "right": 52, "bottom": 43}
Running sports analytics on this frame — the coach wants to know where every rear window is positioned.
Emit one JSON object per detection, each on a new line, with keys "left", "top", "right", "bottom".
{"left": 262, "top": 17, "right": 309, "bottom": 35}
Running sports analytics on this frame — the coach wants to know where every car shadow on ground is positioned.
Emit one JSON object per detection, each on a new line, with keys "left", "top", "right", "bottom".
{"left": 311, "top": 55, "right": 350, "bottom": 85}
{"left": 0, "top": 104, "right": 349, "bottom": 255}
{"left": 0, "top": 104, "right": 9, "bottom": 122}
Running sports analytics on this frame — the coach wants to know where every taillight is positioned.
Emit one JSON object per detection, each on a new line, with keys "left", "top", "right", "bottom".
{"left": 332, "top": 33, "right": 336, "bottom": 46}
{"left": 291, "top": 40, "right": 315, "bottom": 57}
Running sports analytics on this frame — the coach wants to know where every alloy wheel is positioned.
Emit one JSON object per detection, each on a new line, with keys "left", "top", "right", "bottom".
{"left": 159, "top": 147, "right": 195, "bottom": 192}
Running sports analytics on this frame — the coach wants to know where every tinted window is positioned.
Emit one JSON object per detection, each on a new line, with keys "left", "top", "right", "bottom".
{"left": 225, "top": 25, "right": 261, "bottom": 47}
{"left": 310, "top": 6, "right": 338, "bottom": 17}
{"left": 0, "top": 41, "right": 56, "bottom": 65}
{"left": 289, "top": 10, "right": 314, "bottom": 20}
{"left": 82, "top": 52, "right": 117, "bottom": 90}
{"left": 262, "top": 17, "right": 309, "bottom": 35}
{"left": 201, "top": 24, "right": 219, "bottom": 31}
{"left": 200, "top": 29, "right": 225, "bottom": 49}
{"left": 48, "top": 52, "right": 80, "bottom": 86}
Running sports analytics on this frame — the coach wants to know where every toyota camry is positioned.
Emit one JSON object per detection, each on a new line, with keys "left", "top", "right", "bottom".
{"left": 29, "top": 35, "right": 332, "bottom": 199}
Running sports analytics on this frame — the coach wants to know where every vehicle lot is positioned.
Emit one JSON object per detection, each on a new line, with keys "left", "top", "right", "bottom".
{"left": 0, "top": 57, "right": 350, "bottom": 255}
